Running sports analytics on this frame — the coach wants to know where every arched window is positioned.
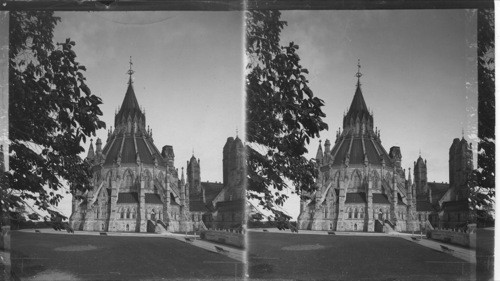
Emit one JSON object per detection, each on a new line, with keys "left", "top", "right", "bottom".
{"left": 96, "top": 207, "right": 100, "bottom": 219}
{"left": 324, "top": 207, "right": 328, "bottom": 219}
{"left": 126, "top": 224, "right": 129, "bottom": 231}
{"left": 120, "top": 208, "right": 124, "bottom": 219}
{"left": 132, "top": 208, "right": 136, "bottom": 219}
{"left": 126, "top": 208, "right": 130, "bottom": 219}
{"left": 354, "top": 208, "right": 358, "bottom": 219}
{"left": 348, "top": 208, "right": 352, "bottom": 219}
{"left": 360, "top": 208, "right": 364, "bottom": 219}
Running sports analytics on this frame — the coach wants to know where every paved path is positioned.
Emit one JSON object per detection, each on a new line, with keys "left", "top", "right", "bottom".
{"left": 17, "top": 228, "right": 245, "bottom": 262}
{"left": 249, "top": 228, "right": 475, "bottom": 263}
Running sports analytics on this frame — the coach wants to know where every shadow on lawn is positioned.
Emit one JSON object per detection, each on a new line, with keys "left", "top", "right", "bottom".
{"left": 249, "top": 263, "right": 274, "bottom": 277}
{"left": 10, "top": 250, "right": 47, "bottom": 280}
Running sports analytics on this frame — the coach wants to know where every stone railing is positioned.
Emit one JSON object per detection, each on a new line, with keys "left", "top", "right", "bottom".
{"left": 201, "top": 229, "right": 244, "bottom": 248}
{"left": 430, "top": 229, "right": 476, "bottom": 248}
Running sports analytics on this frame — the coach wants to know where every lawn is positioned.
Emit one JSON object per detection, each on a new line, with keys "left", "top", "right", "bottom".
{"left": 248, "top": 232, "right": 474, "bottom": 280}
{"left": 8, "top": 231, "right": 243, "bottom": 280}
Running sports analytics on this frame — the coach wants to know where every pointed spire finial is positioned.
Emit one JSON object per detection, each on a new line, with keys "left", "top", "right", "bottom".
{"left": 127, "top": 56, "right": 135, "bottom": 84}
{"left": 355, "top": 59, "right": 362, "bottom": 87}
{"left": 462, "top": 127, "right": 465, "bottom": 139}
{"left": 419, "top": 149, "right": 421, "bottom": 157}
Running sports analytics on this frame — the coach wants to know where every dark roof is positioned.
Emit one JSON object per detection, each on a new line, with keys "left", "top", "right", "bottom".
{"left": 345, "top": 192, "right": 366, "bottom": 204}
{"left": 201, "top": 182, "right": 224, "bottom": 202}
{"left": 347, "top": 85, "right": 369, "bottom": 117}
{"left": 442, "top": 200, "right": 468, "bottom": 212}
{"left": 373, "top": 193, "right": 390, "bottom": 204}
{"left": 117, "top": 192, "right": 139, "bottom": 204}
{"left": 416, "top": 200, "right": 434, "bottom": 212}
{"left": 190, "top": 199, "right": 208, "bottom": 212}
{"left": 397, "top": 193, "right": 406, "bottom": 206}
{"left": 216, "top": 199, "right": 244, "bottom": 212}
{"left": 145, "top": 193, "right": 162, "bottom": 204}
{"left": 114, "top": 82, "right": 144, "bottom": 127}
{"left": 330, "top": 136, "right": 393, "bottom": 167}
{"left": 428, "top": 182, "right": 450, "bottom": 204}
{"left": 102, "top": 135, "right": 165, "bottom": 166}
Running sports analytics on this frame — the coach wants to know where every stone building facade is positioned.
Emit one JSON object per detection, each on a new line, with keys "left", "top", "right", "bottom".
{"left": 297, "top": 66, "right": 416, "bottom": 232}
{"left": 187, "top": 136, "right": 246, "bottom": 230}
{"left": 70, "top": 63, "right": 245, "bottom": 233}
{"left": 70, "top": 68, "right": 192, "bottom": 233}
{"left": 297, "top": 63, "right": 473, "bottom": 233}
{"left": 413, "top": 137, "right": 472, "bottom": 229}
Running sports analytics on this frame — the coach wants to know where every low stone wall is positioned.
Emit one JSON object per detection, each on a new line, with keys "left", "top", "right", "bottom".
{"left": 430, "top": 229, "right": 475, "bottom": 248}
{"left": 202, "top": 230, "right": 244, "bottom": 248}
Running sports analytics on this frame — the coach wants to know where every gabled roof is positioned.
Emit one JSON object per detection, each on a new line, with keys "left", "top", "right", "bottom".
{"left": 216, "top": 198, "right": 244, "bottom": 212}
{"left": 373, "top": 193, "right": 391, "bottom": 204}
{"left": 416, "top": 200, "right": 434, "bottom": 212}
{"left": 190, "top": 199, "right": 209, "bottom": 212}
{"left": 345, "top": 192, "right": 366, "bottom": 204}
{"left": 145, "top": 193, "right": 162, "bottom": 204}
{"left": 428, "top": 182, "right": 450, "bottom": 204}
{"left": 202, "top": 181, "right": 224, "bottom": 202}
{"left": 117, "top": 192, "right": 139, "bottom": 204}
{"left": 442, "top": 200, "right": 468, "bottom": 212}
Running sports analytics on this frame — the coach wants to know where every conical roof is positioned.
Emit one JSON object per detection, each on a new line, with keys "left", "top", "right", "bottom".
{"left": 343, "top": 84, "right": 372, "bottom": 127}
{"left": 348, "top": 84, "right": 369, "bottom": 115}
{"left": 115, "top": 80, "right": 144, "bottom": 127}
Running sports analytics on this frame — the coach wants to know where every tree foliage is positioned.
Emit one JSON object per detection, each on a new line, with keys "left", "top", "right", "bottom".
{"left": 245, "top": 10, "right": 328, "bottom": 221}
{"left": 3, "top": 11, "right": 105, "bottom": 224}
{"left": 472, "top": 8, "right": 495, "bottom": 210}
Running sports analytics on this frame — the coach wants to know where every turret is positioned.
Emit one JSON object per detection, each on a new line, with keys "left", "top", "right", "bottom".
{"left": 187, "top": 155, "right": 201, "bottom": 195}
{"left": 389, "top": 146, "right": 402, "bottom": 169}
{"left": 414, "top": 155, "right": 427, "bottom": 196}
{"left": 324, "top": 139, "right": 331, "bottom": 155}
{"left": 223, "top": 137, "right": 234, "bottom": 185}
{"left": 86, "top": 139, "right": 95, "bottom": 161}
{"left": 161, "top": 145, "right": 175, "bottom": 168}
{"left": 96, "top": 138, "right": 102, "bottom": 154}
{"left": 316, "top": 140, "right": 324, "bottom": 163}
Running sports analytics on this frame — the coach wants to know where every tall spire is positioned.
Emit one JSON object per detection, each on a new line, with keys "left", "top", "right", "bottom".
{"left": 355, "top": 59, "right": 362, "bottom": 87}
{"left": 127, "top": 56, "right": 135, "bottom": 85}
{"left": 114, "top": 57, "right": 145, "bottom": 130}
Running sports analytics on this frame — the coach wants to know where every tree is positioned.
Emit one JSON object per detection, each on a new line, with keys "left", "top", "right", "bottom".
{"left": 3, "top": 11, "right": 105, "bottom": 225}
{"left": 246, "top": 10, "right": 328, "bottom": 223}
{"left": 471, "top": 9, "right": 494, "bottom": 212}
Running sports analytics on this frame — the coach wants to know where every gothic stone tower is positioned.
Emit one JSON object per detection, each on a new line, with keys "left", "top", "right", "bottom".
{"left": 187, "top": 155, "right": 201, "bottom": 195}
{"left": 69, "top": 60, "right": 192, "bottom": 233}
{"left": 222, "top": 136, "right": 246, "bottom": 201}
{"left": 414, "top": 155, "right": 429, "bottom": 199}
{"left": 297, "top": 61, "right": 416, "bottom": 232}
{"left": 449, "top": 137, "right": 473, "bottom": 200}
